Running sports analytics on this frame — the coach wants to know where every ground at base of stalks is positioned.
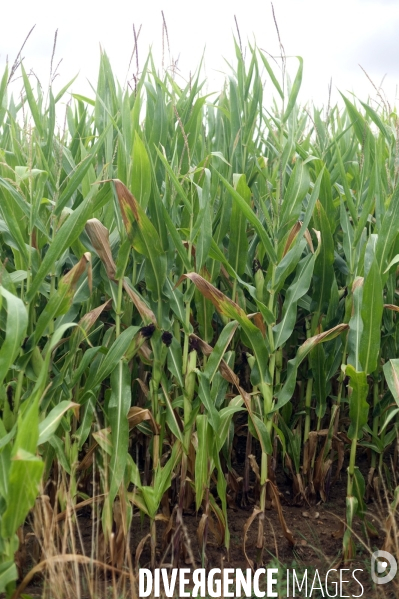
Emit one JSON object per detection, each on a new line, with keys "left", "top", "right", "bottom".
{"left": 18, "top": 458, "right": 396, "bottom": 599}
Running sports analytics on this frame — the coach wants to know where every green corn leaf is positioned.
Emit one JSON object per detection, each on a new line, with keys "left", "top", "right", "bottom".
{"left": 0, "top": 287, "right": 28, "bottom": 386}
{"left": 292, "top": 168, "right": 324, "bottom": 250}
{"left": 1, "top": 449, "right": 44, "bottom": 539}
{"left": 197, "top": 373, "right": 220, "bottom": 432}
{"left": 228, "top": 174, "right": 250, "bottom": 275}
{"left": 258, "top": 50, "right": 283, "bottom": 99}
{"left": 347, "top": 280, "right": 363, "bottom": 371}
{"left": 217, "top": 397, "right": 244, "bottom": 452}
{"left": 153, "top": 146, "right": 192, "bottom": 212}
{"left": 273, "top": 324, "right": 348, "bottom": 412}
{"left": 107, "top": 360, "right": 131, "bottom": 508}
{"left": 335, "top": 144, "right": 357, "bottom": 222}
{"left": 312, "top": 160, "right": 336, "bottom": 233}
{"left": 195, "top": 414, "right": 212, "bottom": 510}
{"left": 282, "top": 57, "right": 303, "bottom": 123}
{"left": 359, "top": 258, "right": 383, "bottom": 374}
{"left": 204, "top": 321, "right": 238, "bottom": 382}
{"left": 252, "top": 414, "right": 273, "bottom": 455}
{"left": 352, "top": 467, "right": 366, "bottom": 518}
{"left": 194, "top": 169, "right": 212, "bottom": 271}
{"left": 0, "top": 444, "right": 11, "bottom": 498}
{"left": 340, "top": 200, "right": 354, "bottom": 274}
{"left": 279, "top": 159, "right": 310, "bottom": 236}
{"left": 167, "top": 337, "right": 184, "bottom": 387}
{"left": 312, "top": 201, "right": 335, "bottom": 323}
{"left": 216, "top": 170, "right": 277, "bottom": 264}
{"left": 273, "top": 253, "right": 316, "bottom": 348}
{"left": 383, "top": 359, "right": 399, "bottom": 408}
{"left": 54, "top": 73, "right": 79, "bottom": 103}
{"left": 375, "top": 184, "right": 399, "bottom": 278}
{"left": 359, "top": 100, "right": 390, "bottom": 141}
{"left": 21, "top": 63, "right": 43, "bottom": 136}
{"left": 0, "top": 66, "right": 8, "bottom": 128}
{"left": 84, "top": 326, "right": 137, "bottom": 394}
{"left": 153, "top": 441, "right": 182, "bottom": 505}
{"left": 26, "top": 181, "right": 111, "bottom": 302}
{"left": 55, "top": 125, "right": 110, "bottom": 216}
{"left": 340, "top": 93, "right": 374, "bottom": 164}
{"left": 131, "top": 132, "right": 151, "bottom": 210}
{"left": 161, "top": 205, "right": 192, "bottom": 272}
{"left": 0, "top": 183, "right": 30, "bottom": 264}
{"left": 179, "top": 273, "right": 270, "bottom": 385}
{"left": 346, "top": 365, "right": 369, "bottom": 441}
{"left": 353, "top": 160, "right": 376, "bottom": 246}
{"left": 31, "top": 253, "right": 90, "bottom": 344}
{"left": 310, "top": 343, "right": 327, "bottom": 419}
{"left": 38, "top": 401, "right": 78, "bottom": 446}
{"left": 29, "top": 323, "right": 78, "bottom": 403}
{"left": 113, "top": 179, "right": 166, "bottom": 300}
{"left": 0, "top": 561, "right": 18, "bottom": 594}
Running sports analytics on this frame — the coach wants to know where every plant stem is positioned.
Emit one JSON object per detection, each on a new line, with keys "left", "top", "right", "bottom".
{"left": 304, "top": 377, "right": 313, "bottom": 444}
{"left": 115, "top": 275, "right": 124, "bottom": 338}
{"left": 371, "top": 375, "right": 379, "bottom": 469}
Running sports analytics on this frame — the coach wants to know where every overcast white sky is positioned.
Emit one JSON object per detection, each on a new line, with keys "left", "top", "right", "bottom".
{"left": 1, "top": 0, "right": 399, "bottom": 108}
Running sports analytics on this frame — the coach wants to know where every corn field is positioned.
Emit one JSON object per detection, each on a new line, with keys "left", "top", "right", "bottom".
{"left": 1, "top": 39, "right": 399, "bottom": 597}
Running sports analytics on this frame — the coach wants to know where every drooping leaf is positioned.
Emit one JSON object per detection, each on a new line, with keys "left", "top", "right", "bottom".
{"left": 273, "top": 324, "right": 348, "bottom": 412}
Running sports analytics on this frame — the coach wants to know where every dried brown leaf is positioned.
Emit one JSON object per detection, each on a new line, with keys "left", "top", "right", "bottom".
{"left": 123, "top": 280, "right": 157, "bottom": 325}
{"left": 283, "top": 222, "right": 302, "bottom": 256}
{"left": 304, "top": 228, "right": 315, "bottom": 253}
{"left": 267, "top": 480, "right": 295, "bottom": 546}
{"left": 85, "top": 218, "right": 116, "bottom": 280}
{"left": 243, "top": 507, "right": 262, "bottom": 571}
{"left": 384, "top": 304, "right": 399, "bottom": 312}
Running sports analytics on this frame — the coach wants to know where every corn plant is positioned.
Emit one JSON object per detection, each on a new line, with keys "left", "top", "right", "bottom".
{"left": 0, "top": 34, "right": 399, "bottom": 594}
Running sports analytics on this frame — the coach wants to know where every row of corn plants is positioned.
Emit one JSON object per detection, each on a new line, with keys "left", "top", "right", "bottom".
{"left": 1, "top": 38, "right": 399, "bottom": 596}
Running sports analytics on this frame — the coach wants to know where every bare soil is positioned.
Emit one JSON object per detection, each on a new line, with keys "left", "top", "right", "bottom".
{"left": 17, "top": 454, "right": 397, "bottom": 599}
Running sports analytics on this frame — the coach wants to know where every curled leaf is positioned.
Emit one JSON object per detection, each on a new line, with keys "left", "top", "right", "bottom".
{"left": 85, "top": 218, "right": 116, "bottom": 280}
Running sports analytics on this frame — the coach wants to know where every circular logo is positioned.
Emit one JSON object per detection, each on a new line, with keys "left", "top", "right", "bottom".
{"left": 371, "top": 550, "right": 398, "bottom": 585}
